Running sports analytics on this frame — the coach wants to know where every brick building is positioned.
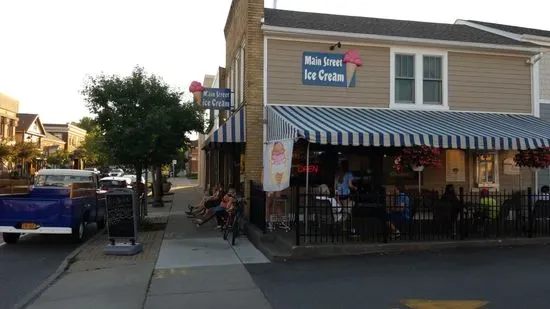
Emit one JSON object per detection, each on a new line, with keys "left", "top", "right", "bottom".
{"left": 202, "top": 0, "right": 263, "bottom": 202}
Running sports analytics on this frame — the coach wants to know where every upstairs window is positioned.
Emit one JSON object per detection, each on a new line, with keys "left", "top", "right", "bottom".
{"left": 395, "top": 54, "right": 415, "bottom": 103}
{"left": 391, "top": 48, "right": 448, "bottom": 109}
{"left": 423, "top": 56, "right": 443, "bottom": 105}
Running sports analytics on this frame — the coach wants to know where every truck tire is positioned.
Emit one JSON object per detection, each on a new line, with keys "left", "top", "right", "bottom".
{"left": 71, "top": 221, "right": 86, "bottom": 243}
{"left": 3, "top": 233, "right": 20, "bottom": 244}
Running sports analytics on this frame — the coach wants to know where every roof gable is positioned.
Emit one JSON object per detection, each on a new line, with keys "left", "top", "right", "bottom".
{"left": 263, "top": 9, "right": 538, "bottom": 47}
{"left": 16, "top": 113, "right": 46, "bottom": 136}
{"left": 467, "top": 20, "right": 550, "bottom": 38}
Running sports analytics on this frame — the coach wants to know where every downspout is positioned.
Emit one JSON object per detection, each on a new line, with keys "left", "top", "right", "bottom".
{"left": 527, "top": 52, "right": 543, "bottom": 192}
{"left": 527, "top": 52, "right": 543, "bottom": 118}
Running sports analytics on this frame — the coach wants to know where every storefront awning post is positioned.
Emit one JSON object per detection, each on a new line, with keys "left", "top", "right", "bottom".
{"left": 305, "top": 141, "right": 310, "bottom": 236}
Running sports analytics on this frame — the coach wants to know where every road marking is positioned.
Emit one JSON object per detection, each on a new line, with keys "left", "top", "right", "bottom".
{"left": 402, "top": 299, "right": 489, "bottom": 309}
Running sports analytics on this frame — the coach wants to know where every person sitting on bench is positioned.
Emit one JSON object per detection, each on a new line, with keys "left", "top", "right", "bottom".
{"left": 195, "top": 188, "right": 236, "bottom": 228}
{"left": 186, "top": 184, "right": 224, "bottom": 217}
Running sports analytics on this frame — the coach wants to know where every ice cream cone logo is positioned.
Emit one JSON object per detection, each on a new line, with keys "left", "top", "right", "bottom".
{"left": 189, "top": 81, "right": 205, "bottom": 104}
{"left": 342, "top": 50, "right": 363, "bottom": 88}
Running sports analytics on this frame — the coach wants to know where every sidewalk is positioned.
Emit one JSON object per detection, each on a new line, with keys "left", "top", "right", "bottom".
{"left": 24, "top": 186, "right": 272, "bottom": 309}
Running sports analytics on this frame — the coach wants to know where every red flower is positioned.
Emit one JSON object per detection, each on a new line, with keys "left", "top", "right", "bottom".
{"left": 515, "top": 147, "right": 550, "bottom": 168}
{"left": 393, "top": 145, "right": 442, "bottom": 171}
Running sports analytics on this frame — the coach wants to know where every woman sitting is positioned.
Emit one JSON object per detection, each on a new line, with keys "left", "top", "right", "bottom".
{"left": 195, "top": 188, "right": 236, "bottom": 228}
{"left": 186, "top": 184, "right": 224, "bottom": 217}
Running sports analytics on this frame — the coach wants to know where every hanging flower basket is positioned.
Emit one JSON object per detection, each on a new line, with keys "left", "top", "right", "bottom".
{"left": 393, "top": 145, "right": 442, "bottom": 172}
{"left": 514, "top": 147, "right": 550, "bottom": 169}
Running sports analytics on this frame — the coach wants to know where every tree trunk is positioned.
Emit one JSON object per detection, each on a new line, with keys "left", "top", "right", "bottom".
{"left": 135, "top": 164, "right": 143, "bottom": 219}
{"left": 152, "top": 165, "right": 163, "bottom": 207}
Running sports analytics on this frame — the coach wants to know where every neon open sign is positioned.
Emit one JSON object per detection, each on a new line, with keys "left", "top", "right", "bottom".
{"left": 297, "top": 165, "right": 319, "bottom": 173}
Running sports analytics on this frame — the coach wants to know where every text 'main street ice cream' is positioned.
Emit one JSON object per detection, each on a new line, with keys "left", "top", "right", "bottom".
{"left": 342, "top": 50, "right": 363, "bottom": 87}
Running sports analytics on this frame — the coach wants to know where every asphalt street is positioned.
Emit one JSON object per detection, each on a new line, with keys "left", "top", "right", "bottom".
{"left": 0, "top": 227, "right": 97, "bottom": 309}
{"left": 245, "top": 246, "right": 550, "bottom": 309}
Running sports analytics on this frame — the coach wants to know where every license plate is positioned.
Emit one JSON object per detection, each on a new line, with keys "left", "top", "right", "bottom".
{"left": 21, "top": 223, "right": 39, "bottom": 230}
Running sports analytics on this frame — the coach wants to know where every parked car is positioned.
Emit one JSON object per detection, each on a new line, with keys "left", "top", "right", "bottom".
{"left": 99, "top": 176, "right": 132, "bottom": 191}
{"left": 84, "top": 167, "right": 101, "bottom": 175}
{"left": 108, "top": 168, "right": 124, "bottom": 177}
{"left": 122, "top": 174, "right": 145, "bottom": 184}
{"left": 0, "top": 169, "right": 106, "bottom": 244}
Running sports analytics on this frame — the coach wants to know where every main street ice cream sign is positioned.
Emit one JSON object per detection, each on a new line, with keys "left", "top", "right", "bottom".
{"left": 302, "top": 50, "right": 363, "bottom": 87}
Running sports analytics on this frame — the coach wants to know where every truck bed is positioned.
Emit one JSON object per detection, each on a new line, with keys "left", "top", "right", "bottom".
{"left": 0, "top": 187, "right": 72, "bottom": 234}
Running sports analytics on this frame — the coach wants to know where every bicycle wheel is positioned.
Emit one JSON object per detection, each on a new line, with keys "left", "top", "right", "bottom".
{"left": 223, "top": 225, "right": 230, "bottom": 240}
{"left": 231, "top": 215, "right": 240, "bottom": 246}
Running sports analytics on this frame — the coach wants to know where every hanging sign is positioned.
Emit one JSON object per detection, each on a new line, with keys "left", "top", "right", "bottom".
{"left": 202, "top": 88, "right": 232, "bottom": 110}
{"left": 263, "top": 139, "right": 294, "bottom": 192}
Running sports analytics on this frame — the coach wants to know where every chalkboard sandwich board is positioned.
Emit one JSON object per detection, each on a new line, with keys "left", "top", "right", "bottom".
{"left": 105, "top": 188, "right": 138, "bottom": 245}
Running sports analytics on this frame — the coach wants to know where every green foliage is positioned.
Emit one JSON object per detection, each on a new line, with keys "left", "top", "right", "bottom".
{"left": 81, "top": 66, "right": 205, "bottom": 169}
{"left": 12, "top": 142, "right": 41, "bottom": 161}
{"left": 72, "top": 116, "right": 97, "bottom": 132}
{"left": 72, "top": 116, "right": 110, "bottom": 167}
{"left": 46, "top": 150, "right": 70, "bottom": 167}
{"left": 0, "top": 140, "right": 13, "bottom": 162}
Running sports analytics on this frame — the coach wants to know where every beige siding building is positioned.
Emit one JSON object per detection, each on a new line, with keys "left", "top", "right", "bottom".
{"left": 43, "top": 123, "right": 87, "bottom": 169}
{"left": 0, "top": 94, "right": 20, "bottom": 142}
{"left": 203, "top": 1, "right": 550, "bottom": 211}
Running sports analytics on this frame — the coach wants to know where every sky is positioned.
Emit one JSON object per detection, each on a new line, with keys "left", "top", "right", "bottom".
{"left": 0, "top": 0, "right": 549, "bottom": 125}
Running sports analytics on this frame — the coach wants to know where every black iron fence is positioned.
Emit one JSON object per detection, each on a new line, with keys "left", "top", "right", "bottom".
{"left": 249, "top": 181, "right": 266, "bottom": 232}
{"left": 293, "top": 187, "right": 550, "bottom": 245}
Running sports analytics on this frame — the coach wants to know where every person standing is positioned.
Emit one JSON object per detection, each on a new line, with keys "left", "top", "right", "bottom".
{"left": 334, "top": 160, "right": 357, "bottom": 233}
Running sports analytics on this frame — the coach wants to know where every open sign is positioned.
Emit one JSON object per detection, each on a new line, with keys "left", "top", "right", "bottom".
{"left": 297, "top": 165, "right": 319, "bottom": 174}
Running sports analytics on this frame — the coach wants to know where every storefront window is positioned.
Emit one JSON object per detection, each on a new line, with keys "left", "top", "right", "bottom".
{"left": 290, "top": 143, "right": 335, "bottom": 187}
{"left": 476, "top": 153, "right": 498, "bottom": 187}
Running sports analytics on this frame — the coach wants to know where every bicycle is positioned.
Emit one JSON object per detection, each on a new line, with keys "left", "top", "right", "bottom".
{"left": 222, "top": 197, "right": 245, "bottom": 245}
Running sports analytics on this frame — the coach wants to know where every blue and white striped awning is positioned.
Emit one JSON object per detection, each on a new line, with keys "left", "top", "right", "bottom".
{"left": 204, "top": 107, "right": 246, "bottom": 146}
{"left": 266, "top": 105, "right": 550, "bottom": 150}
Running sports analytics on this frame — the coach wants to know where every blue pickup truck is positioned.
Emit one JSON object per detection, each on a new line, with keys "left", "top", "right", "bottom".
{"left": 0, "top": 169, "right": 106, "bottom": 244}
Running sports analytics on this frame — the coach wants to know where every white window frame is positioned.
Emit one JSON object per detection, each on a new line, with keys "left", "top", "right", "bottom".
{"left": 390, "top": 47, "right": 449, "bottom": 110}
{"left": 230, "top": 63, "right": 236, "bottom": 109}
{"left": 474, "top": 152, "right": 499, "bottom": 189}
{"left": 240, "top": 44, "right": 245, "bottom": 105}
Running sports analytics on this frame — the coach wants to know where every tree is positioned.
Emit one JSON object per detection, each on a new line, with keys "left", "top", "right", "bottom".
{"left": 0, "top": 139, "right": 14, "bottom": 173}
{"left": 47, "top": 149, "right": 70, "bottom": 167}
{"left": 12, "top": 142, "right": 41, "bottom": 162}
{"left": 80, "top": 128, "right": 110, "bottom": 167}
{"left": 82, "top": 66, "right": 204, "bottom": 208}
{"left": 72, "top": 116, "right": 97, "bottom": 132}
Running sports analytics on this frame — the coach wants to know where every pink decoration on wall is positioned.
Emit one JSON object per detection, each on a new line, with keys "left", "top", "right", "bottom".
{"left": 342, "top": 50, "right": 363, "bottom": 87}
{"left": 343, "top": 50, "right": 363, "bottom": 66}
{"left": 189, "top": 81, "right": 205, "bottom": 93}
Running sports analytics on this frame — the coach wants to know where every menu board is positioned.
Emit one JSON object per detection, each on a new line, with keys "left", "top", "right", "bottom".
{"left": 105, "top": 189, "right": 137, "bottom": 240}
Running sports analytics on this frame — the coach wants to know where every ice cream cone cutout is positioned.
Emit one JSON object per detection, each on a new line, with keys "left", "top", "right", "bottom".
{"left": 343, "top": 50, "right": 363, "bottom": 88}
{"left": 270, "top": 141, "right": 287, "bottom": 187}
{"left": 189, "top": 81, "right": 205, "bottom": 104}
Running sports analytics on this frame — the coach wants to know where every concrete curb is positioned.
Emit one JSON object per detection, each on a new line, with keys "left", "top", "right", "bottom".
{"left": 11, "top": 229, "right": 106, "bottom": 309}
